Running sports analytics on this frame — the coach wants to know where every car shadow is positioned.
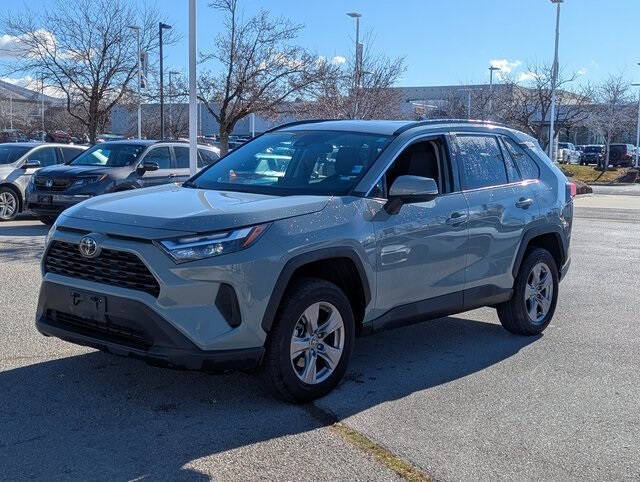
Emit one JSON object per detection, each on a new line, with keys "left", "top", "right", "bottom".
{"left": 0, "top": 315, "right": 538, "bottom": 479}
{"left": 0, "top": 223, "right": 48, "bottom": 238}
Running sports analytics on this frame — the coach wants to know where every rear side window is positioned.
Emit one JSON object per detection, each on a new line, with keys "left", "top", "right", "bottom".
{"left": 144, "top": 147, "right": 171, "bottom": 169}
{"left": 454, "top": 135, "right": 508, "bottom": 190}
{"left": 174, "top": 146, "right": 190, "bottom": 168}
{"left": 61, "top": 148, "right": 83, "bottom": 163}
{"left": 198, "top": 148, "right": 219, "bottom": 168}
{"left": 502, "top": 137, "right": 540, "bottom": 180}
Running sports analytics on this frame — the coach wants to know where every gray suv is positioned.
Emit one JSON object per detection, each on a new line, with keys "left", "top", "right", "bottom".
{"left": 36, "top": 120, "right": 574, "bottom": 402}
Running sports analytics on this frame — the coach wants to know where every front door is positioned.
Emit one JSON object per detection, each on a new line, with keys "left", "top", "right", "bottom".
{"left": 138, "top": 146, "right": 173, "bottom": 187}
{"left": 373, "top": 137, "right": 469, "bottom": 315}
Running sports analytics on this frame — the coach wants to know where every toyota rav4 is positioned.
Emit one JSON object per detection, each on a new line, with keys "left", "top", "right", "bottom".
{"left": 36, "top": 119, "right": 574, "bottom": 402}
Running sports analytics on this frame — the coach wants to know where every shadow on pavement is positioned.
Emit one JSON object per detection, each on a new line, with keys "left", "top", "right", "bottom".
{"left": 0, "top": 316, "right": 538, "bottom": 479}
{"left": 0, "top": 223, "right": 49, "bottom": 238}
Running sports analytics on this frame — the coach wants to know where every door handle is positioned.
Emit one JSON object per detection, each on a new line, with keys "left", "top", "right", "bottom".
{"left": 446, "top": 211, "right": 468, "bottom": 225}
{"left": 515, "top": 197, "right": 533, "bottom": 209}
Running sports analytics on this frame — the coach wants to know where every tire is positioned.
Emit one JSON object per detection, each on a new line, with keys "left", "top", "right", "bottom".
{"left": 38, "top": 215, "right": 57, "bottom": 226}
{"left": 497, "top": 248, "right": 559, "bottom": 336}
{"left": 263, "top": 277, "right": 355, "bottom": 403}
{"left": 0, "top": 186, "right": 20, "bottom": 221}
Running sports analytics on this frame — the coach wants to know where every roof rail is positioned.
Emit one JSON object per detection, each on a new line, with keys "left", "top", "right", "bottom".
{"left": 393, "top": 118, "right": 507, "bottom": 136}
{"left": 264, "top": 119, "right": 337, "bottom": 133}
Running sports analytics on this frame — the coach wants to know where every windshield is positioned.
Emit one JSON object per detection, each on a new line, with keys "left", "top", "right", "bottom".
{"left": 0, "top": 145, "right": 30, "bottom": 165}
{"left": 188, "top": 130, "right": 392, "bottom": 196}
{"left": 70, "top": 143, "right": 146, "bottom": 167}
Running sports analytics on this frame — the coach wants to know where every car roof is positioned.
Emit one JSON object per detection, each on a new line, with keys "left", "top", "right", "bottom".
{"left": 271, "top": 119, "right": 510, "bottom": 136}
{"left": 0, "top": 142, "right": 85, "bottom": 148}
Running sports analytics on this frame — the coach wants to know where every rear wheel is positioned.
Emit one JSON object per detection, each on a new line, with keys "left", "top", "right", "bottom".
{"left": 264, "top": 277, "right": 355, "bottom": 403}
{"left": 0, "top": 187, "right": 19, "bottom": 221}
{"left": 497, "top": 248, "right": 559, "bottom": 335}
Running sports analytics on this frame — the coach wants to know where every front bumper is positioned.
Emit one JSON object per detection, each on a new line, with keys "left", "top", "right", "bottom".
{"left": 36, "top": 281, "right": 264, "bottom": 371}
{"left": 26, "top": 192, "right": 91, "bottom": 216}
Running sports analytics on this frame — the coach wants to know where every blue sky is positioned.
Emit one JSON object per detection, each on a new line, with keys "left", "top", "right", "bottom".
{"left": 3, "top": 0, "right": 639, "bottom": 87}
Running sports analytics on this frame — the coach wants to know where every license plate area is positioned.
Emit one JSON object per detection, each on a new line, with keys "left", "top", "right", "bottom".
{"left": 68, "top": 290, "right": 106, "bottom": 322}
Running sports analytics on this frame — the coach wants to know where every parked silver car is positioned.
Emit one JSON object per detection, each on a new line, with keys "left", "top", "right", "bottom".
{"left": 0, "top": 143, "right": 87, "bottom": 220}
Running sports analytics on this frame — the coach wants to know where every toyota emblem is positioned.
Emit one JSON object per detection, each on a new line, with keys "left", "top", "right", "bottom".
{"left": 79, "top": 236, "right": 100, "bottom": 258}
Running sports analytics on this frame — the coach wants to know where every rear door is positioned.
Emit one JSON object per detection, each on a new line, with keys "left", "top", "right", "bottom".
{"left": 137, "top": 146, "right": 173, "bottom": 187}
{"left": 172, "top": 145, "right": 192, "bottom": 183}
{"left": 449, "top": 133, "right": 534, "bottom": 304}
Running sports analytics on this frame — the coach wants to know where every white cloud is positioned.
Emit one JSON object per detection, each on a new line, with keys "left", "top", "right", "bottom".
{"left": 490, "top": 59, "right": 522, "bottom": 75}
{"left": 517, "top": 71, "right": 537, "bottom": 82}
{"left": 0, "top": 33, "right": 32, "bottom": 59}
{"left": 0, "top": 30, "right": 66, "bottom": 60}
{"left": 331, "top": 55, "right": 346, "bottom": 65}
{"left": 577, "top": 67, "right": 587, "bottom": 76}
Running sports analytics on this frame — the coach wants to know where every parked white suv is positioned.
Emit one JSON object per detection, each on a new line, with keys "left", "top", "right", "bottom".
{"left": 557, "top": 142, "right": 580, "bottom": 165}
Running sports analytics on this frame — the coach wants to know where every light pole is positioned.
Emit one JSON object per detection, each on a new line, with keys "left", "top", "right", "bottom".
{"left": 40, "top": 73, "right": 45, "bottom": 142}
{"left": 159, "top": 22, "right": 172, "bottom": 140}
{"left": 488, "top": 65, "right": 500, "bottom": 118}
{"left": 128, "top": 25, "right": 142, "bottom": 139}
{"left": 168, "top": 70, "right": 180, "bottom": 139}
{"left": 9, "top": 94, "right": 13, "bottom": 130}
{"left": 347, "top": 12, "right": 362, "bottom": 117}
{"left": 548, "top": 0, "right": 563, "bottom": 162}
{"left": 188, "top": 0, "right": 198, "bottom": 176}
{"left": 633, "top": 77, "right": 640, "bottom": 168}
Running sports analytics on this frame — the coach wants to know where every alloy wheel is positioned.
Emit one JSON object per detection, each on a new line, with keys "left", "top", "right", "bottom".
{"left": 290, "top": 301, "right": 345, "bottom": 385}
{"left": 524, "top": 262, "right": 553, "bottom": 324}
{"left": 0, "top": 191, "right": 17, "bottom": 220}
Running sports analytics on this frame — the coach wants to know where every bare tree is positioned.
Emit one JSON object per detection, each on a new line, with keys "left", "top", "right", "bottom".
{"left": 0, "top": 0, "right": 173, "bottom": 143}
{"left": 298, "top": 34, "right": 406, "bottom": 120}
{"left": 585, "top": 74, "right": 634, "bottom": 169}
{"left": 198, "top": 0, "right": 335, "bottom": 154}
{"left": 500, "top": 62, "right": 593, "bottom": 149}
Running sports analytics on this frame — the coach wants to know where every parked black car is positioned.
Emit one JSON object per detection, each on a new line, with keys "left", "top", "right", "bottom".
{"left": 608, "top": 144, "right": 635, "bottom": 167}
{"left": 26, "top": 140, "right": 220, "bottom": 224}
{"left": 580, "top": 144, "right": 605, "bottom": 165}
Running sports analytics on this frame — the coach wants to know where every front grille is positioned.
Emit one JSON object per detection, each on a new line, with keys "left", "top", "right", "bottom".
{"left": 34, "top": 177, "right": 72, "bottom": 191}
{"left": 44, "top": 241, "right": 161, "bottom": 297}
{"left": 48, "top": 310, "right": 151, "bottom": 349}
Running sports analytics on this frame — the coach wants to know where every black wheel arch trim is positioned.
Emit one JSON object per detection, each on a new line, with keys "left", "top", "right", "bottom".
{"left": 260, "top": 247, "right": 372, "bottom": 333}
{"left": 512, "top": 225, "right": 567, "bottom": 279}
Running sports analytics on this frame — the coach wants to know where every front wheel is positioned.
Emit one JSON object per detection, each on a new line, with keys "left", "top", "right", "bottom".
{"left": 263, "top": 277, "right": 355, "bottom": 403}
{"left": 497, "top": 248, "right": 559, "bottom": 335}
{"left": 0, "top": 187, "right": 19, "bottom": 221}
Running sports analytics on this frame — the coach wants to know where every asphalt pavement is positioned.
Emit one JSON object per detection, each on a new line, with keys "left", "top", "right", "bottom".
{"left": 1, "top": 193, "right": 639, "bottom": 480}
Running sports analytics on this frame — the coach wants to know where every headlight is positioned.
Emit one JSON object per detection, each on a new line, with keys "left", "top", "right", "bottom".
{"left": 70, "top": 174, "right": 107, "bottom": 188}
{"left": 157, "top": 223, "right": 270, "bottom": 263}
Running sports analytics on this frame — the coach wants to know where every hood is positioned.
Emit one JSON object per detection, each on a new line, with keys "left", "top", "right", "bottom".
{"left": 63, "top": 184, "right": 330, "bottom": 234}
{"left": 37, "top": 164, "right": 125, "bottom": 178}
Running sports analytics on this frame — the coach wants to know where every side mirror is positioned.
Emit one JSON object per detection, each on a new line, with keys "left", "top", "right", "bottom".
{"left": 23, "top": 159, "right": 41, "bottom": 169}
{"left": 385, "top": 175, "right": 438, "bottom": 214}
{"left": 138, "top": 160, "right": 159, "bottom": 174}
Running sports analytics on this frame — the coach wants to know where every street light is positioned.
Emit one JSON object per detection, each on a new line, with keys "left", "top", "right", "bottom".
{"left": 488, "top": 65, "right": 500, "bottom": 118}
{"left": 633, "top": 73, "right": 640, "bottom": 168}
{"left": 458, "top": 88, "right": 473, "bottom": 119}
{"left": 548, "top": 0, "right": 563, "bottom": 162}
{"left": 127, "top": 25, "right": 141, "bottom": 139}
{"left": 159, "top": 22, "right": 172, "bottom": 140}
{"left": 188, "top": 0, "right": 198, "bottom": 176}
{"left": 347, "top": 12, "right": 362, "bottom": 118}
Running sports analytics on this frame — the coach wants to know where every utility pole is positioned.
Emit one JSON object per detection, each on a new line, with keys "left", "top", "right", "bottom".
{"left": 347, "top": 12, "right": 362, "bottom": 118}
{"left": 128, "top": 25, "right": 142, "bottom": 139}
{"left": 188, "top": 0, "right": 198, "bottom": 176}
{"left": 488, "top": 66, "right": 500, "bottom": 119}
{"left": 159, "top": 22, "right": 172, "bottom": 140}
{"left": 633, "top": 79, "right": 640, "bottom": 168}
{"left": 548, "top": 0, "right": 563, "bottom": 162}
{"left": 40, "top": 73, "right": 45, "bottom": 142}
{"left": 168, "top": 70, "right": 180, "bottom": 139}
{"left": 9, "top": 94, "right": 13, "bottom": 130}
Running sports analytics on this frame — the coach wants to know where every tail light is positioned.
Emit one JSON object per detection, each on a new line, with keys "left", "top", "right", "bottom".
{"left": 566, "top": 181, "right": 576, "bottom": 200}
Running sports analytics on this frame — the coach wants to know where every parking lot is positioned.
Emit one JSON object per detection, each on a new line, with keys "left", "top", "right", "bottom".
{"left": 1, "top": 193, "right": 639, "bottom": 480}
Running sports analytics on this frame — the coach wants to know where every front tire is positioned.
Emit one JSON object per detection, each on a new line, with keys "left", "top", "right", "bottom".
{"left": 264, "top": 277, "right": 355, "bottom": 403}
{"left": 497, "top": 248, "right": 559, "bottom": 335}
{"left": 0, "top": 187, "right": 19, "bottom": 221}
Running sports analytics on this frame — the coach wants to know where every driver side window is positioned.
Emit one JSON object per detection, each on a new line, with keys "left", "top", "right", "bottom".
{"left": 373, "top": 139, "right": 443, "bottom": 199}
